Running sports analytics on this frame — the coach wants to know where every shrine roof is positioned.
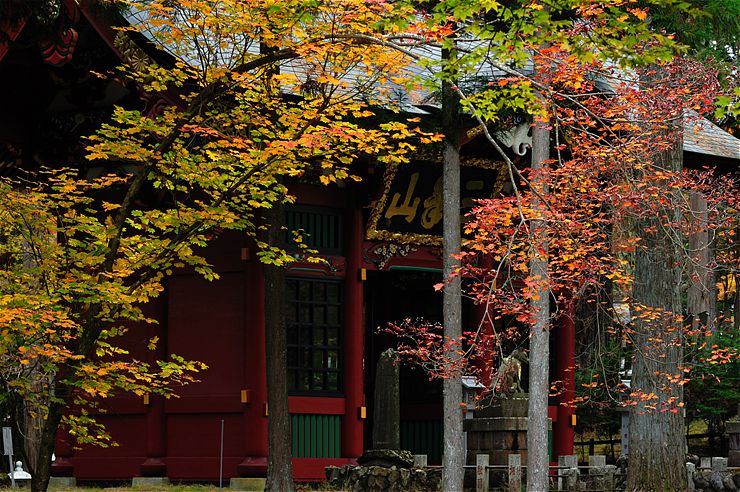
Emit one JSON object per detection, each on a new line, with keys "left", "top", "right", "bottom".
{"left": 683, "top": 113, "right": 740, "bottom": 162}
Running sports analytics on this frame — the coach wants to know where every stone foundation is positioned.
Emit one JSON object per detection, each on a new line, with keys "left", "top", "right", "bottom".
{"left": 229, "top": 477, "right": 266, "bottom": 491}
{"left": 325, "top": 464, "right": 441, "bottom": 491}
{"left": 132, "top": 476, "right": 169, "bottom": 488}
{"left": 48, "top": 477, "right": 77, "bottom": 489}
{"left": 692, "top": 471, "right": 740, "bottom": 492}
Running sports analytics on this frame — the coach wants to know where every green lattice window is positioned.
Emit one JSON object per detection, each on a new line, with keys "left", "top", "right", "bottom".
{"left": 291, "top": 413, "right": 341, "bottom": 458}
{"left": 285, "top": 207, "right": 343, "bottom": 255}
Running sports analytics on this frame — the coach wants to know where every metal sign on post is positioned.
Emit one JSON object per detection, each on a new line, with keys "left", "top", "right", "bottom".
{"left": 2, "top": 427, "right": 11, "bottom": 456}
{"left": 2, "top": 427, "right": 14, "bottom": 487}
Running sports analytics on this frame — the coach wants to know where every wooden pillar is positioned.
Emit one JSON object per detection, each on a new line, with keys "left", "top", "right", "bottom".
{"left": 141, "top": 296, "right": 167, "bottom": 477}
{"left": 687, "top": 191, "right": 715, "bottom": 333}
{"left": 553, "top": 297, "right": 575, "bottom": 458}
{"left": 342, "top": 201, "right": 365, "bottom": 458}
{"left": 237, "top": 255, "right": 268, "bottom": 476}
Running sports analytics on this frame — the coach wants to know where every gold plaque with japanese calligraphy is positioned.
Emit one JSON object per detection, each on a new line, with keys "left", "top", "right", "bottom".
{"left": 367, "top": 158, "right": 507, "bottom": 245}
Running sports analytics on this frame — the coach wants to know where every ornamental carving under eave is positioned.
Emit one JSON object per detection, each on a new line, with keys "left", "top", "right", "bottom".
{"left": 363, "top": 242, "right": 418, "bottom": 270}
{"left": 114, "top": 31, "right": 154, "bottom": 73}
{"left": 495, "top": 122, "right": 532, "bottom": 156}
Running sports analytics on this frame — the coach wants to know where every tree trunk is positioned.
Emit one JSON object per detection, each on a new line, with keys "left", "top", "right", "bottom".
{"left": 30, "top": 399, "right": 65, "bottom": 492}
{"left": 22, "top": 374, "right": 50, "bottom": 475}
{"left": 526, "top": 100, "right": 551, "bottom": 492}
{"left": 441, "top": 61, "right": 464, "bottom": 491}
{"left": 626, "top": 128, "right": 687, "bottom": 491}
{"left": 264, "top": 199, "right": 294, "bottom": 492}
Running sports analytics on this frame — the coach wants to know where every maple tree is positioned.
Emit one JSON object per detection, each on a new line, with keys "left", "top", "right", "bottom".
{"left": 385, "top": 0, "right": 740, "bottom": 489}
{"left": 0, "top": 1, "right": 435, "bottom": 491}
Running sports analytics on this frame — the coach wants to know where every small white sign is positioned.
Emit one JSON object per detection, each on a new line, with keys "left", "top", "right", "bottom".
{"left": 2, "top": 427, "right": 12, "bottom": 456}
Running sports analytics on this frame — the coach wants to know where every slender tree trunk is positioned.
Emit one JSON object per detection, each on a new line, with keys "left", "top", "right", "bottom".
{"left": 626, "top": 127, "right": 687, "bottom": 491}
{"left": 264, "top": 199, "right": 294, "bottom": 492}
{"left": 441, "top": 60, "right": 464, "bottom": 491}
{"left": 527, "top": 99, "right": 551, "bottom": 492}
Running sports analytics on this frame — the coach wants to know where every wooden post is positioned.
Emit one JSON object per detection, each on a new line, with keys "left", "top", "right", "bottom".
{"left": 476, "top": 454, "right": 489, "bottom": 492}
{"left": 508, "top": 453, "right": 522, "bottom": 492}
{"left": 687, "top": 191, "right": 715, "bottom": 334}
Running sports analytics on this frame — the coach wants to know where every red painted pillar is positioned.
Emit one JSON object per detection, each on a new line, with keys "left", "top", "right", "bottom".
{"left": 553, "top": 295, "right": 576, "bottom": 458}
{"left": 342, "top": 201, "right": 365, "bottom": 458}
{"left": 141, "top": 297, "right": 167, "bottom": 477}
{"left": 237, "top": 256, "right": 268, "bottom": 476}
{"left": 141, "top": 395, "right": 167, "bottom": 476}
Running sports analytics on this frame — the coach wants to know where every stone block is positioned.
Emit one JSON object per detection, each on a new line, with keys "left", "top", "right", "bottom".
{"left": 48, "top": 477, "right": 77, "bottom": 489}
{"left": 558, "top": 456, "right": 578, "bottom": 491}
{"left": 709, "top": 471, "right": 724, "bottom": 491}
{"left": 712, "top": 457, "right": 729, "bottom": 472}
{"left": 132, "top": 476, "right": 170, "bottom": 488}
{"left": 589, "top": 455, "right": 606, "bottom": 474}
{"left": 508, "top": 454, "right": 522, "bottom": 492}
{"left": 687, "top": 462, "right": 696, "bottom": 492}
{"left": 476, "top": 454, "right": 489, "bottom": 492}
{"left": 373, "top": 348, "right": 400, "bottom": 450}
{"left": 603, "top": 465, "right": 617, "bottom": 492}
{"left": 723, "top": 475, "right": 737, "bottom": 491}
{"left": 229, "top": 477, "right": 266, "bottom": 491}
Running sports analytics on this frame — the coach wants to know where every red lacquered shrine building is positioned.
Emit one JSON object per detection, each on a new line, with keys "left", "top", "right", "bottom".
{"left": 0, "top": 1, "right": 582, "bottom": 482}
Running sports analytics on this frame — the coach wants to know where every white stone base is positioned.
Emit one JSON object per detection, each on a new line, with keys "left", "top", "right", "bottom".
{"left": 48, "top": 477, "right": 77, "bottom": 488}
{"left": 132, "top": 476, "right": 170, "bottom": 488}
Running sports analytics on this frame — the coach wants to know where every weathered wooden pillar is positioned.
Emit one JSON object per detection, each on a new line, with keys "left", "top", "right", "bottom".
{"left": 687, "top": 191, "right": 715, "bottom": 334}
{"left": 342, "top": 201, "right": 365, "bottom": 457}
